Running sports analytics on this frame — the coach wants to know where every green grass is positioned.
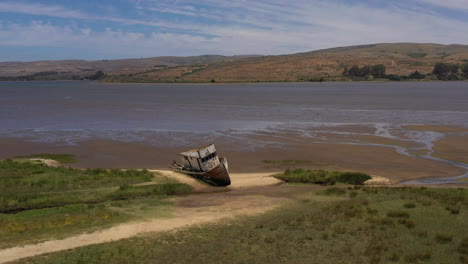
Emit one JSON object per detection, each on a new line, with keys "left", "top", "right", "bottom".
{"left": 275, "top": 168, "right": 371, "bottom": 185}
{"left": 0, "top": 160, "right": 192, "bottom": 248}
{"left": 14, "top": 154, "right": 77, "bottom": 164}
{"left": 16, "top": 187, "right": 468, "bottom": 264}
{"left": 0, "top": 160, "right": 168, "bottom": 213}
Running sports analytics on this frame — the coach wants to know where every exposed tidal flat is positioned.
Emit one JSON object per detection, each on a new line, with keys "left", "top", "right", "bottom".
{"left": 0, "top": 81, "right": 468, "bottom": 263}
{"left": 1, "top": 81, "right": 467, "bottom": 183}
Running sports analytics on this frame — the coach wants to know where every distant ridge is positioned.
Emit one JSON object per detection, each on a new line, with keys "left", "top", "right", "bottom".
{"left": 1, "top": 43, "right": 467, "bottom": 82}
{"left": 0, "top": 55, "right": 262, "bottom": 78}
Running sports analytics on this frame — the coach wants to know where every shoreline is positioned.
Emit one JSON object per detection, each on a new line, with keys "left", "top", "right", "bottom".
{"left": 1, "top": 79, "right": 467, "bottom": 85}
{"left": 1, "top": 123, "right": 466, "bottom": 186}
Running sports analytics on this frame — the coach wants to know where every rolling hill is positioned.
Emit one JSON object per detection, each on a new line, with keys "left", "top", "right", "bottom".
{"left": 0, "top": 55, "right": 260, "bottom": 79}
{"left": 1, "top": 43, "right": 468, "bottom": 82}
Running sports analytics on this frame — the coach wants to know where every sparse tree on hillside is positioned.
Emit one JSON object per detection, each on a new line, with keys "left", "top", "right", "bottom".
{"left": 433, "top": 63, "right": 460, "bottom": 80}
{"left": 359, "top": 65, "right": 371, "bottom": 77}
{"left": 348, "top": 65, "right": 360, "bottom": 77}
{"left": 450, "top": 64, "right": 459, "bottom": 74}
{"left": 433, "top": 63, "right": 451, "bottom": 76}
{"left": 371, "top": 64, "right": 386, "bottom": 78}
{"left": 462, "top": 63, "right": 468, "bottom": 78}
{"left": 409, "top": 71, "right": 425, "bottom": 79}
{"left": 89, "top": 70, "right": 106, "bottom": 80}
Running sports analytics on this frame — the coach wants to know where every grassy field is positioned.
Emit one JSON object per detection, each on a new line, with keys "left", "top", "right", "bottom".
{"left": 14, "top": 186, "right": 467, "bottom": 264}
{"left": 0, "top": 160, "right": 192, "bottom": 248}
{"left": 275, "top": 168, "right": 372, "bottom": 185}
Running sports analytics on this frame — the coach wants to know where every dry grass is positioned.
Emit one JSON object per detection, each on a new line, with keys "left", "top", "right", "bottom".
{"left": 14, "top": 187, "right": 468, "bottom": 264}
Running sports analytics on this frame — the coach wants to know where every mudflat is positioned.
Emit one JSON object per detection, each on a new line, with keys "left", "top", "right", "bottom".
{"left": 0, "top": 123, "right": 466, "bottom": 184}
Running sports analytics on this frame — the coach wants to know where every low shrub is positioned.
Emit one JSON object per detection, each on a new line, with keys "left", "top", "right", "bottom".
{"left": 459, "top": 237, "right": 468, "bottom": 255}
{"left": 322, "top": 187, "right": 346, "bottom": 196}
{"left": 276, "top": 169, "right": 371, "bottom": 185}
{"left": 435, "top": 233, "right": 453, "bottom": 243}
{"left": 406, "top": 220, "right": 416, "bottom": 229}
{"left": 335, "top": 172, "right": 372, "bottom": 185}
{"left": 387, "top": 211, "right": 410, "bottom": 218}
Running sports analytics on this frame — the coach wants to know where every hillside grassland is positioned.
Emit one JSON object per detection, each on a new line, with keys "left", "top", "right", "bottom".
{"left": 0, "top": 160, "right": 192, "bottom": 248}
{"left": 15, "top": 186, "right": 468, "bottom": 264}
{"left": 102, "top": 43, "right": 468, "bottom": 83}
{"left": 2, "top": 43, "right": 468, "bottom": 83}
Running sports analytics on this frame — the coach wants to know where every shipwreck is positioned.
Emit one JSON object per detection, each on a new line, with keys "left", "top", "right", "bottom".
{"left": 169, "top": 144, "right": 231, "bottom": 186}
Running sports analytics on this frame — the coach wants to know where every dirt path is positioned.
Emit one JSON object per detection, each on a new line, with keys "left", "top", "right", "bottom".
{"left": 150, "top": 170, "right": 284, "bottom": 191}
{"left": 0, "top": 172, "right": 291, "bottom": 264}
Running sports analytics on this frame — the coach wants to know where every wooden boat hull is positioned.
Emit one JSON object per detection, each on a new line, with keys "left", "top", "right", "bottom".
{"left": 176, "top": 158, "right": 231, "bottom": 187}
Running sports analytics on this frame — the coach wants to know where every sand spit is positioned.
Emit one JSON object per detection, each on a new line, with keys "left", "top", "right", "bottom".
{"left": 28, "top": 159, "right": 61, "bottom": 167}
{"left": 364, "top": 175, "right": 392, "bottom": 185}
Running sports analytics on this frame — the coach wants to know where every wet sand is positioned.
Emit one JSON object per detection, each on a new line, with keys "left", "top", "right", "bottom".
{"left": 403, "top": 125, "right": 468, "bottom": 133}
{"left": 432, "top": 134, "right": 468, "bottom": 164}
{"left": 1, "top": 123, "right": 467, "bottom": 184}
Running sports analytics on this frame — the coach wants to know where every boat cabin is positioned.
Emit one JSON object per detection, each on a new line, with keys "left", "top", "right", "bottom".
{"left": 178, "top": 144, "right": 220, "bottom": 172}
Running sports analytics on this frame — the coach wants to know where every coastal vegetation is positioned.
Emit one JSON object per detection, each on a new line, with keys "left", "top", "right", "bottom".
{"left": 0, "top": 160, "right": 191, "bottom": 248}
{"left": 16, "top": 187, "right": 467, "bottom": 264}
{"left": 275, "top": 168, "right": 371, "bottom": 185}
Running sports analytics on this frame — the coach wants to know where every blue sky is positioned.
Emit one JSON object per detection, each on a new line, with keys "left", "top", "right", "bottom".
{"left": 0, "top": 0, "right": 467, "bottom": 61}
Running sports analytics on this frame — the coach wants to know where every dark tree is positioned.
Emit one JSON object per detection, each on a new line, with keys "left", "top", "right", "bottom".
{"left": 462, "top": 63, "right": 468, "bottom": 78}
{"left": 371, "top": 64, "right": 386, "bottom": 78}
{"left": 88, "top": 70, "right": 106, "bottom": 80}
{"left": 433, "top": 63, "right": 459, "bottom": 80}
{"left": 408, "top": 71, "right": 425, "bottom": 79}
{"left": 433, "top": 63, "right": 450, "bottom": 76}
{"left": 450, "top": 64, "right": 459, "bottom": 74}
{"left": 348, "top": 65, "right": 360, "bottom": 77}
{"left": 359, "top": 65, "right": 371, "bottom": 77}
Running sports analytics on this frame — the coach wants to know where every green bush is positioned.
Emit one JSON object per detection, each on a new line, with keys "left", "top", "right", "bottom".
{"left": 459, "top": 237, "right": 468, "bottom": 255}
{"left": 335, "top": 172, "right": 371, "bottom": 185}
{"left": 387, "top": 211, "right": 410, "bottom": 218}
{"left": 276, "top": 169, "right": 371, "bottom": 185}
{"left": 322, "top": 187, "right": 346, "bottom": 196}
{"left": 435, "top": 233, "right": 453, "bottom": 243}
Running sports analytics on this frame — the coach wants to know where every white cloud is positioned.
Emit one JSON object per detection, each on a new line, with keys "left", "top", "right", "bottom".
{"left": 416, "top": 0, "right": 468, "bottom": 11}
{"left": 0, "top": 2, "right": 90, "bottom": 20}
{"left": 0, "top": 0, "right": 467, "bottom": 59}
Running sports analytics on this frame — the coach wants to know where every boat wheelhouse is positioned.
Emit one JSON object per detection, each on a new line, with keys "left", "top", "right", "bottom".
{"left": 170, "top": 144, "right": 231, "bottom": 186}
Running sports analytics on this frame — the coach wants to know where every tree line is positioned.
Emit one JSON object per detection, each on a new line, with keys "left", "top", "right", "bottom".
{"left": 342, "top": 62, "right": 468, "bottom": 81}
{"left": 432, "top": 63, "right": 468, "bottom": 80}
